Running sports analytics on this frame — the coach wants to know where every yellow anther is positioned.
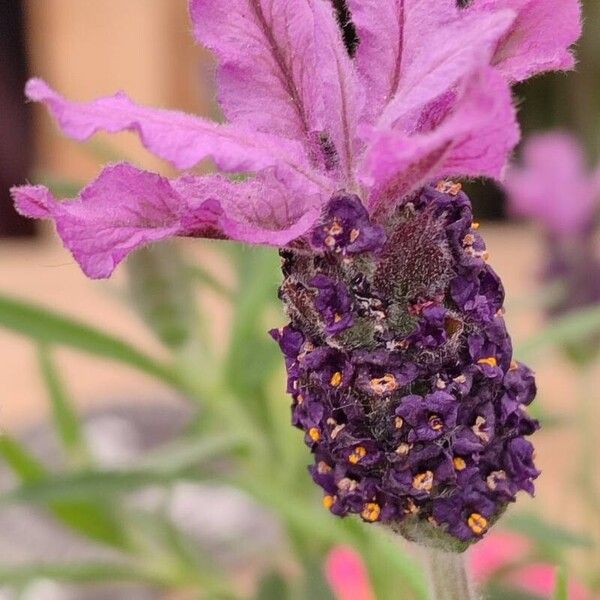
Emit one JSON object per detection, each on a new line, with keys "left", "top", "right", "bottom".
{"left": 395, "top": 443, "right": 412, "bottom": 456}
{"left": 394, "top": 416, "right": 404, "bottom": 429}
{"left": 333, "top": 313, "right": 343, "bottom": 323}
{"left": 463, "top": 233, "right": 476, "bottom": 246}
{"left": 453, "top": 457, "right": 467, "bottom": 471}
{"left": 328, "top": 219, "right": 343, "bottom": 236}
{"left": 509, "top": 360, "right": 519, "bottom": 371}
{"left": 477, "top": 357, "right": 498, "bottom": 368}
{"left": 337, "top": 477, "right": 358, "bottom": 492}
{"left": 404, "top": 499, "right": 419, "bottom": 514}
{"left": 467, "top": 513, "right": 488, "bottom": 535}
{"left": 308, "top": 427, "right": 321, "bottom": 442}
{"left": 412, "top": 471, "right": 434, "bottom": 492}
{"left": 323, "top": 495, "right": 335, "bottom": 509}
{"left": 482, "top": 251, "right": 490, "bottom": 262}
{"left": 428, "top": 414, "right": 444, "bottom": 431}
{"left": 486, "top": 470, "right": 507, "bottom": 491}
{"left": 296, "top": 394, "right": 305, "bottom": 404}
{"left": 348, "top": 446, "right": 367, "bottom": 464}
{"left": 350, "top": 228, "right": 360, "bottom": 242}
{"left": 472, "top": 221, "right": 480, "bottom": 230}
{"left": 324, "top": 235, "right": 336, "bottom": 248}
{"left": 330, "top": 371, "right": 343, "bottom": 387}
{"left": 361, "top": 502, "right": 381, "bottom": 522}
{"left": 317, "top": 461, "right": 332, "bottom": 474}
{"left": 370, "top": 373, "right": 398, "bottom": 395}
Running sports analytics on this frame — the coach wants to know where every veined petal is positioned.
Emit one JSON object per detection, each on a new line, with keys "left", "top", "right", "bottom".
{"left": 25, "top": 78, "right": 318, "bottom": 180}
{"left": 377, "top": 7, "right": 515, "bottom": 131}
{"left": 12, "top": 164, "right": 323, "bottom": 279}
{"left": 469, "top": 0, "right": 582, "bottom": 82}
{"left": 190, "top": 0, "right": 362, "bottom": 183}
{"left": 346, "top": 0, "right": 455, "bottom": 124}
{"left": 361, "top": 68, "right": 519, "bottom": 214}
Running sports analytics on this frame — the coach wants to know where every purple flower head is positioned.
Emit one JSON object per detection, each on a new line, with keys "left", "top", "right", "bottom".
{"left": 276, "top": 186, "right": 541, "bottom": 548}
{"left": 505, "top": 132, "right": 600, "bottom": 236}
{"left": 10, "top": 0, "right": 581, "bottom": 549}
{"left": 12, "top": 0, "right": 580, "bottom": 278}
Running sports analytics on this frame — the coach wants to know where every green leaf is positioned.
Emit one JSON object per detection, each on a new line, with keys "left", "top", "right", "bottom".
{"left": 553, "top": 566, "right": 568, "bottom": 600}
{"left": 255, "top": 572, "right": 290, "bottom": 600}
{"left": 505, "top": 513, "right": 594, "bottom": 549}
{"left": 516, "top": 303, "right": 600, "bottom": 360}
{"left": 0, "top": 562, "right": 169, "bottom": 587}
{"left": 0, "top": 293, "right": 180, "bottom": 389}
{"left": 0, "top": 435, "right": 128, "bottom": 549}
{"left": 37, "top": 344, "right": 89, "bottom": 465}
{"left": 126, "top": 243, "right": 198, "bottom": 349}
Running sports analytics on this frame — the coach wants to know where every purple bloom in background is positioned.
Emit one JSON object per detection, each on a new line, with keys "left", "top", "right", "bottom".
{"left": 11, "top": 0, "right": 581, "bottom": 547}
{"left": 505, "top": 132, "right": 600, "bottom": 362}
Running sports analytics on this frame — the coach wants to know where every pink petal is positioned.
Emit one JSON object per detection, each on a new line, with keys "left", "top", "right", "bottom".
{"left": 504, "top": 132, "right": 599, "bottom": 234}
{"left": 12, "top": 164, "right": 322, "bottom": 279}
{"left": 361, "top": 68, "right": 518, "bottom": 214}
{"left": 189, "top": 0, "right": 362, "bottom": 183}
{"left": 25, "top": 78, "right": 317, "bottom": 179}
{"left": 469, "top": 531, "right": 532, "bottom": 582}
{"left": 507, "top": 564, "right": 592, "bottom": 600}
{"left": 325, "top": 546, "right": 376, "bottom": 600}
{"left": 371, "top": 0, "right": 515, "bottom": 130}
{"left": 470, "top": 0, "right": 582, "bottom": 82}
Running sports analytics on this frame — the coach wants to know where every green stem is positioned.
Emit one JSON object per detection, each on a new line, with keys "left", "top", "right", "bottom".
{"left": 421, "top": 548, "right": 478, "bottom": 600}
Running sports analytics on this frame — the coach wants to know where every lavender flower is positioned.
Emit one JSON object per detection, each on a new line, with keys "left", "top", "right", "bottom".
{"left": 12, "top": 0, "right": 580, "bottom": 548}
{"left": 505, "top": 132, "right": 600, "bottom": 362}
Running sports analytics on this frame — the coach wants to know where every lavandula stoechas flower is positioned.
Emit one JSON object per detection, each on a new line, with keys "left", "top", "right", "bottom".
{"left": 12, "top": 0, "right": 581, "bottom": 547}
{"left": 505, "top": 132, "right": 600, "bottom": 363}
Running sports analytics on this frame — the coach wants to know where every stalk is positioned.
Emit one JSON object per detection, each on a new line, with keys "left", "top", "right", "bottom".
{"left": 421, "top": 548, "right": 478, "bottom": 600}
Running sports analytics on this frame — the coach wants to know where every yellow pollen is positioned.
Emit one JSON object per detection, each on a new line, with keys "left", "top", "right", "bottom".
{"left": 467, "top": 513, "right": 488, "bottom": 535}
{"left": 463, "top": 233, "right": 475, "bottom": 246}
{"left": 317, "top": 461, "right": 332, "bottom": 474}
{"left": 428, "top": 414, "right": 444, "bottom": 431}
{"left": 308, "top": 427, "right": 321, "bottom": 442}
{"left": 509, "top": 360, "right": 519, "bottom": 371}
{"left": 404, "top": 499, "right": 419, "bottom": 514}
{"left": 483, "top": 251, "right": 490, "bottom": 262}
{"left": 412, "top": 471, "right": 434, "bottom": 492}
{"left": 296, "top": 394, "right": 305, "bottom": 405}
{"left": 328, "top": 219, "right": 343, "bottom": 236}
{"left": 472, "top": 221, "right": 480, "bottom": 230}
{"left": 333, "top": 313, "right": 342, "bottom": 323}
{"left": 394, "top": 416, "right": 404, "bottom": 429}
{"left": 370, "top": 373, "right": 398, "bottom": 395}
{"left": 478, "top": 357, "right": 498, "bottom": 368}
{"left": 350, "top": 228, "right": 361, "bottom": 242}
{"left": 323, "top": 495, "right": 335, "bottom": 509}
{"left": 324, "top": 235, "right": 336, "bottom": 248}
{"left": 330, "top": 371, "right": 343, "bottom": 387}
{"left": 361, "top": 502, "right": 381, "bottom": 522}
{"left": 349, "top": 446, "right": 367, "bottom": 464}
{"left": 395, "top": 443, "right": 412, "bottom": 456}
{"left": 453, "top": 457, "right": 467, "bottom": 471}
{"left": 486, "top": 470, "right": 507, "bottom": 491}
{"left": 337, "top": 477, "right": 358, "bottom": 492}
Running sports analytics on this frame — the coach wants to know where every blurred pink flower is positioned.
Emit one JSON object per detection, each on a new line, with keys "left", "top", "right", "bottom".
{"left": 505, "top": 132, "right": 600, "bottom": 235}
{"left": 470, "top": 531, "right": 595, "bottom": 600}
{"left": 325, "top": 546, "right": 375, "bottom": 600}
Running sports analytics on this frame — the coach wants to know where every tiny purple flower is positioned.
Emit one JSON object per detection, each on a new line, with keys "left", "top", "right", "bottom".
{"left": 11, "top": 0, "right": 581, "bottom": 547}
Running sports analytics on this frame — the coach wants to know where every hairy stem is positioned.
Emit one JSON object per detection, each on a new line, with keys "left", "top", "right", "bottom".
{"left": 421, "top": 547, "right": 478, "bottom": 600}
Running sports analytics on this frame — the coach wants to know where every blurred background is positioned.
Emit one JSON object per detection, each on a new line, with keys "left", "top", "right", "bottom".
{"left": 0, "top": 1, "right": 599, "bottom": 599}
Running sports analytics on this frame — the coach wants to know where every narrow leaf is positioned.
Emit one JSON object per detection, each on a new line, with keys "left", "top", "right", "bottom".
{"left": 126, "top": 243, "right": 198, "bottom": 349}
{"left": 37, "top": 344, "right": 89, "bottom": 464}
{"left": 0, "top": 294, "right": 180, "bottom": 388}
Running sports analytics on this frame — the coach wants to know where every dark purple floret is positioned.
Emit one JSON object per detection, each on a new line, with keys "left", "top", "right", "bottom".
{"left": 271, "top": 184, "right": 540, "bottom": 548}
{"left": 311, "top": 193, "right": 386, "bottom": 255}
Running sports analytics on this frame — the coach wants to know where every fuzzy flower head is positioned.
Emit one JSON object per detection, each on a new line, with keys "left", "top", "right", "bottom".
{"left": 12, "top": 0, "right": 581, "bottom": 548}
